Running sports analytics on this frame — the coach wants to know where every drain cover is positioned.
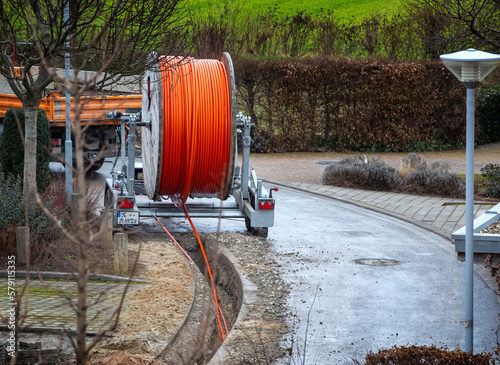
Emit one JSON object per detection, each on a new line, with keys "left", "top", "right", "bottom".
{"left": 353, "top": 258, "right": 400, "bottom": 266}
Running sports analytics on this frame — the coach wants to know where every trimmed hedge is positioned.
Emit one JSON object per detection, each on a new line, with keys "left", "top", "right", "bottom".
{"left": 477, "top": 85, "right": 500, "bottom": 144}
{"left": 235, "top": 57, "right": 467, "bottom": 153}
{"left": 0, "top": 108, "right": 52, "bottom": 192}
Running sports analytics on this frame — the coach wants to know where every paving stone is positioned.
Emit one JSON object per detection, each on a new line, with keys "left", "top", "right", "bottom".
{"left": 421, "top": 206, "right": 445, "bottom": 224}
{"left": 393, "top": 204, "right": 410, "bottom": 215}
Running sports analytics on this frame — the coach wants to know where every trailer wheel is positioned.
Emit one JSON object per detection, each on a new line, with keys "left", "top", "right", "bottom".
{"left": 245, "top": 217, "right": 252, "bottom": 231}
{"left": 252, "top": 227, "right": 268, "bottom": 238}
{"left": 104, "top": 186, "right": 114, "bottom": 209}
{"left": 245, "top": 217, "right": 268, "bottom": 237}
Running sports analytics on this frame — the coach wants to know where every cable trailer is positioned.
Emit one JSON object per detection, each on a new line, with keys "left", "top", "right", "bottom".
{"left": 103, "top": 53, "right": 276, "bottom": 237}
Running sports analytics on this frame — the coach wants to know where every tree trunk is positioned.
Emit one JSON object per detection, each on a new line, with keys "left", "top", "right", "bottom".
{"left": 73, "top": 94, "right": 90, "bottom": 365}
{"left": 23, "top": 106, "right": 39, "bottom": 201}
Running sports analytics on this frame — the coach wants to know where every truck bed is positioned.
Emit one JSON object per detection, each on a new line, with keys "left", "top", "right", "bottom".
{"left": 0, "top": 92, "right": 142, "bottom": 126}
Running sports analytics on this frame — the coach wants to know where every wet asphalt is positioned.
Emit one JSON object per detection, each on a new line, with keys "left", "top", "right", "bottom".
{"left": 268, "top": 186, "right": 499, "bottom": 364}
{"left": 165, "top": 181, "right": 500, "bottom": 364}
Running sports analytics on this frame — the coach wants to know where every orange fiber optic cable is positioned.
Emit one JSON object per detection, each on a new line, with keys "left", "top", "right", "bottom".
{"left": 158, "top": 57, "right": 231, "bottom": 207}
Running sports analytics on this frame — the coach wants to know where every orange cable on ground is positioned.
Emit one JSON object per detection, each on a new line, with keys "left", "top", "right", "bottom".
{"left": 183, "top": 205, "right": 227, "bottom": 342}
{"left": 156, "top": 210, "right": 229, "bottom": 339}
{"left": 156, "top": 211, "right": 228, "bottom": 339}
{"left": 154, "top": 216, "right": 194, "bottom": 264}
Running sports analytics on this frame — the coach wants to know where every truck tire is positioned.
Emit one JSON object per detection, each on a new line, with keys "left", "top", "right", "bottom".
{"left": 252, "top": 227, "right": 268, "bottom": 238}
{"left": 85, "top": 158, "right": 105, "bottom": 173}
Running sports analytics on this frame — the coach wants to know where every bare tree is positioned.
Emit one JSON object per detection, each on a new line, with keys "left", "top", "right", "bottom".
{"left": 0, "top": 0, "right": 187, "bottom": 199}
{"left": 405, "top": 0, "right": 500, "bottom": 56}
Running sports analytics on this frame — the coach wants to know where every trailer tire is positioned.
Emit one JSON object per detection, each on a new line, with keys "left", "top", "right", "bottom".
{"left": 104, "top": 186, "right": 114, "bottom": 209}
{"left": 245, "top": 217, "right": 252, "bottom": 231}
{"left": 246, "top": 217, "right": 268, "bottom": 237}
{"left": 252, "top": 227, "right": 268, "bottom": 238}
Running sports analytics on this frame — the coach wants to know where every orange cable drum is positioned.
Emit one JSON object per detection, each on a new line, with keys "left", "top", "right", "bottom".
{"left": 141, "top": 55, "right": 234, "bottom": 206}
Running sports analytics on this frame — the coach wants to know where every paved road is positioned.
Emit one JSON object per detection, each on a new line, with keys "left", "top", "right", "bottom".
{"left": 268, "top": 187, "right": 499, "bottom": 364}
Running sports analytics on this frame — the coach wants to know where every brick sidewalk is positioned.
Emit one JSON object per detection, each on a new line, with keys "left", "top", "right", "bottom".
{"left": 0, "top": 279, "right": 143, "bottom": 333}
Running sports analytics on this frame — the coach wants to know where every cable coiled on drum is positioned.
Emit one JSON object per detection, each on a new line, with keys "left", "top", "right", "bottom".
{"left": 158, "top": 57, "right": 231, "bottom": 207}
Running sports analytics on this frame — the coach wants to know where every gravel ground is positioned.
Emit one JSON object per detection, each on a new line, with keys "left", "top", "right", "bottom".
{"left": 480, "top": 221, "right": 500, "bottom": 234}
{"left": 214, "top": 232, "right": 291, "bottom": 364}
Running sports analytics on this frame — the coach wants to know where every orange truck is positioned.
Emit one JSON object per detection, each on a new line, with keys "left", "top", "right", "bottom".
{"left": 0, "top": 88, "right": 142, "bottom": 171}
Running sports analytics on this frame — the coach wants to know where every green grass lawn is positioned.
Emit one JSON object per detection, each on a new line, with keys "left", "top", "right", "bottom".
{"left": 184, "top": 0, "right": 403, "bottom": 20}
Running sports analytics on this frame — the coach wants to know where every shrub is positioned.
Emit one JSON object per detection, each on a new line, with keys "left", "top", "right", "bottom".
{"left": 322, "top": 155, "right": 399, "bottom": 191}
{"left": 400, "top": 164, "right": 465, "bottom": 198}
{"left": 481, "top": 163, "right": 500, "bottom": 199}
{"left": 0, "top": 174, "right": 68, "bottom": 263}
{"left": 0, "top": 174, "right": 25, "bottom": 256}
{"left": 365, "top": 345, "right": 492, "bottom": 364}
{"left": 322, "top": 154, "right": 465, "bottom": 198}
{"left": 0, "top": 173, "right": 24, "bottom": 225}
{"left": 399, "top": 153, "right": 424, "bottom": 176}
{"left": 399, "top": 158, "right": 464, "bottom": 198}
{"left": 0, "top": 108, "right": 52, "bottom": 192}
{"left": 477, "top": 85, "right": 500, "bottom": 144}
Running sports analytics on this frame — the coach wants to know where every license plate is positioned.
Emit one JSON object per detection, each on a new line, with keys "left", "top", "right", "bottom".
{"left": 117, "top": 211, "right": 139, "bottom": 225}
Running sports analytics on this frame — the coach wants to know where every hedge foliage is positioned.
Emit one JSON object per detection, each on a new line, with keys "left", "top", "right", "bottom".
{"left": 477, "top": 85, "right": 500, "bottom": 144}
{"left": 0, "top": 108, "right": 52, "bottom": 192}
{"left": 0, "top": 174, "right": 64, "bottom": 258}
{"left": 234, "top": 58, "right": 468, "bottom": 153}
{"left": 481, "top": 164, "right": 500, "bottom": 199}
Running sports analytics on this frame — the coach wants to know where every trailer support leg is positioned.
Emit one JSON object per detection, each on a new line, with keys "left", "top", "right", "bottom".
{"left": 127, "top": 117, "right": 137, "bottom": 195}
{"left": 241, "top": 115, "right": 251, "bottom": 200}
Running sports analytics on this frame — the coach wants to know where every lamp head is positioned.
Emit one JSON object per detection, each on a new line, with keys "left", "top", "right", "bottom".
{"left": 440, "top": 49, "right": 500, "bottom": 87}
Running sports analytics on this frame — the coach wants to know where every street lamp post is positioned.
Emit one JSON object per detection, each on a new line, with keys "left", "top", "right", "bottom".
{"left": 440, "top": 48, "right": 500, "bottom": 353}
